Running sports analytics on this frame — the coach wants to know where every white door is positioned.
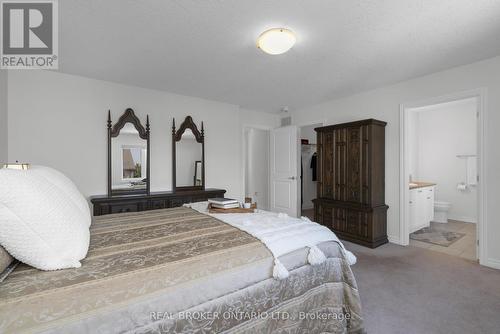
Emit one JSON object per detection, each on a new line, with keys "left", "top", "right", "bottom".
{"left": 270, "top": 126, "right": 300, "bottom": 217}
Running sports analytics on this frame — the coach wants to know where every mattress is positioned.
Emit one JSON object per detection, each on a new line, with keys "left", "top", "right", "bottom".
{"left": 0, "top": 206, "right": 364, "bottom": 333}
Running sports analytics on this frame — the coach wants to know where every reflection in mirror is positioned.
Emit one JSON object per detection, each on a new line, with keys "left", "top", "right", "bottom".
{"left": 112, "top": 123, "right": 148, "bottom": 194}
{"left": 194, "top": 161, "right": 202, "bottom": 186}
{"left": 176, "top": 128, "right": 203, "bottom": 187}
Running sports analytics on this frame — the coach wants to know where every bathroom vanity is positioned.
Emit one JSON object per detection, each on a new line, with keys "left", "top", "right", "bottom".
{"left": 409, "top": 182, "right": 436, "bottom": 233}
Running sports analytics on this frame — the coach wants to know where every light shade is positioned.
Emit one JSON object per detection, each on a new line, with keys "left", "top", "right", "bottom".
{"left": 3, "top": 163, "right": 30, "bottom": 170}
{"left": 257, "top": 28, "right": 296, "bottom": 55}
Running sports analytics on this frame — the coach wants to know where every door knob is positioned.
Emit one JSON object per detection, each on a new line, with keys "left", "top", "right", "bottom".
{"left": 288, "top": 176, "right": 296, "bottom": 180}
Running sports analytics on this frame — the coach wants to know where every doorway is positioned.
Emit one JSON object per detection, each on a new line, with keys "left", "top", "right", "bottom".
{"left": 400, "top": 90, "right": 487, "bottom": 265}
{"left": 243, "top": 126, "right": 270, "bottom": 210}
{"left": 299, "top": 123, "right": 322, "bottom": 220}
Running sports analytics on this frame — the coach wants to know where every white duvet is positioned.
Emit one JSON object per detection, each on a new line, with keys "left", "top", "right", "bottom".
{"left": 187, "top": 202, "right": 356, "bottom": 279}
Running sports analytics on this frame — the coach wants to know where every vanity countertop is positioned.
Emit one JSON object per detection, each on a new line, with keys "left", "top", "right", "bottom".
{"left": 409, "top": 181, "right": 436, "bottom": 190}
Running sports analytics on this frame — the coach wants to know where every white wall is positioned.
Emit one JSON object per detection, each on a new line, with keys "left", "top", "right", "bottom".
{"left": 7, "top": 70, "right": 278, "bottom": 201}
{"left": 239, "top": 107, "right": 280, "bottom": 129}
{"left": 0, "top": 70, "right": 7, "bottom": 163}
{"left": 290, "top": 55, "right": 500, "bottom": 269}
{"left": 245, "top": 128, "right": 270, "bottom": 210}
{"left": 411, "top": 98, "right": 477, "bottom": 223}
{"left": 300, "top": 124, "right": 317, "bottom": 143}
{"left": 407, "top": 110, "right": 419, "bottom": 180}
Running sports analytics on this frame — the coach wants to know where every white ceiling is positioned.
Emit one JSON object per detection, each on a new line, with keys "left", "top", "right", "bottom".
{"left": 59, "top": 0, "right": 500, "bottom": 113}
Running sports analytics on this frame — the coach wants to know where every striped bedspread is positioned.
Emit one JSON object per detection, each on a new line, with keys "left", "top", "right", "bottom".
{"left": 0, "top": 206, "right": 364, "bottom": 334}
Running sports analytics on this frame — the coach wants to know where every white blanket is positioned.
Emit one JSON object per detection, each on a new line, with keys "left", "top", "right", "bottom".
{"left": 187, "top": 202, "right": 356, "bottom": 280}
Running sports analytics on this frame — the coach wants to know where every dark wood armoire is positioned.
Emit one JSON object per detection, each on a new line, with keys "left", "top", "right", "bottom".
{"left": 313, "top": 119, "right": 388, "bottom": 248}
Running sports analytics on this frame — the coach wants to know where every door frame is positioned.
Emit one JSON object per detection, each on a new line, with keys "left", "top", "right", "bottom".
{"left": 399, "top": 88, "right": 488, "bottom": 266}
{"left": 297, "top": 120, "right": 325, "bottom": 213}
{"left": 241, "top": 124, "right": 272, "bottom": 209}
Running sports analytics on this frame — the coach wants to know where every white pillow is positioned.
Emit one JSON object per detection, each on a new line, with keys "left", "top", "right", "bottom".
{"left": 0, "top": 165, "right": 90, "bottom": 270}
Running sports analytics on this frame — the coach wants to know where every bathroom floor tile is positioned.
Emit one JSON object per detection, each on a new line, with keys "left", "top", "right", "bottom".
{"left": 431, "top": 221, "right": 466, "bottom": 233}
{"left": 459, "top": 248, "right": 477, "bottom": 261}
{"left": 449, "top": 235, "right": 475, "bottom": 251}
{"left": 418, "top": 220, "right": 477, "bottom": 259}
{"left": 428, "top": 245, "right": 463, "bottom": 257}
{"left": 458, "top": 224, "right": 476, "bottom": 235}
{"left": 409, "top": 239, "right": 432, "bottom": 249}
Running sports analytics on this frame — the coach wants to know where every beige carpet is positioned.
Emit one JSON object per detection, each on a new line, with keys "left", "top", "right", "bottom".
{"left": 344, "top": 241, "right": 500, "bottom": 334}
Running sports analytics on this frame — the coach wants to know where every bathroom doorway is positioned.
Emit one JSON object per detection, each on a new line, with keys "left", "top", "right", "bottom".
{"left": 299, "top": 123, "right": 322, "bottom": 220}
{"left": 400, "top": 90, "right": 486, "bottom": 264}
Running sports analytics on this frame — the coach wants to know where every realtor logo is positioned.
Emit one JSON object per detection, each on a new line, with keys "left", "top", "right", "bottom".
{"left": 1, "top": 0, "right": 58, "bottom": 69}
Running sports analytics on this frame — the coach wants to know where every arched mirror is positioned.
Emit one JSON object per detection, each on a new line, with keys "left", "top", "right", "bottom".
{"left": 107, "top": 108, "right": 150, "bottom": 196}
{"left": 172, "top": 116, "right": 204, "bottom": 191}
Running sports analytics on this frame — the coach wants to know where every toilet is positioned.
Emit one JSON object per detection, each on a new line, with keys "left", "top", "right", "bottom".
{"left": 434, "top": 201, "right": 451, "bottom": 223}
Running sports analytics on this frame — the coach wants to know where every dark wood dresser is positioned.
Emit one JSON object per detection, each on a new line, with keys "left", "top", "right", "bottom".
{"left": 313, "top": 119, "right": 388, "bottom": 248}
{"left": 90, "top": 188, "right": 226, "bottom": 216}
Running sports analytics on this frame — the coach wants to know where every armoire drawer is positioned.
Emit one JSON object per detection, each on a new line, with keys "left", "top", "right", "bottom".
{"left": 313, "top": 199, "right": 387, "bottom": 248}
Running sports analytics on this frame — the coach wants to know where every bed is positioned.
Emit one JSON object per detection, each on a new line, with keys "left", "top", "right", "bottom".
{"left": 0, "top": 206, "right": 364, "bottom": 333}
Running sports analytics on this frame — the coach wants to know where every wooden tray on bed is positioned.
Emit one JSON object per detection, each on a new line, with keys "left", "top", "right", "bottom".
{"left": 208, "top": 203, "right": 256, "bottom": 214}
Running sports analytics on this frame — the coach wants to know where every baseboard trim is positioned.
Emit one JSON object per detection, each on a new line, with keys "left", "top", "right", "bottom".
{"left": 448, "top": 215, "right": 477, "bottom": 224}
{"left": 388, "top": 235, "right": 404, "bottom": 245}
{"left": 483, "top": 258, "right": 500, "bottom": 270}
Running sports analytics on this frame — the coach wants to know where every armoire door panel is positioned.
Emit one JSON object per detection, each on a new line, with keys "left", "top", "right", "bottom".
{"left": 346, "top": 127, "right": 362, "bottom": 203}
{"left": 334, "top": 128, "right": 347, "bottom": 201}
{"left": 361, "top": 125, "right": 371, "bottom": 205}
{"left": 322, "top": 131, "right": 334, "bottom": 198}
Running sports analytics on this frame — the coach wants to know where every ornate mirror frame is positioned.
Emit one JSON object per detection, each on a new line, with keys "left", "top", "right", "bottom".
{"left": 107, "top": 108, "right": 151, "bottom": 196}
{"left": 172, "top": 116, "right": 205, "bottom": 192}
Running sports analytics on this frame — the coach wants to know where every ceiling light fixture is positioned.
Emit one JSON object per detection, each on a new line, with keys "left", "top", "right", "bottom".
{"left": 257, "top": 28, "right": 296, "bottom": 55}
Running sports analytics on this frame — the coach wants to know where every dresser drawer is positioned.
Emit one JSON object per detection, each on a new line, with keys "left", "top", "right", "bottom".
{"left": 109, "top": 202, "right": 141, "bottom": 214}
{"left": 90, "top": 189, "right": 227, "bottom": 216}
{"left": 149, "top": 199, "right": 167, "bottom": 210}
{"left": 169, "top": 197, "right": 192, "bottom": 208}
{"left": 191, "top": 195, "right": 209, "bottom": 202}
